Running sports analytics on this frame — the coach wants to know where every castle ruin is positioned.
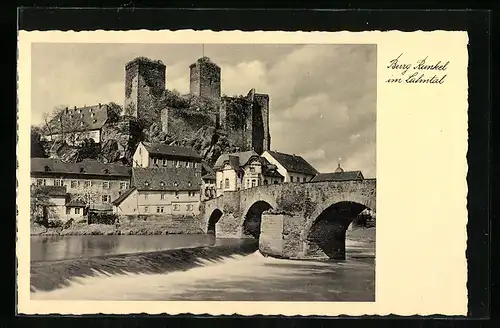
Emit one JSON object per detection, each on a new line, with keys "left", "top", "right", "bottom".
{"left": 123, "top": 56, "right": 271, "bottom": 155}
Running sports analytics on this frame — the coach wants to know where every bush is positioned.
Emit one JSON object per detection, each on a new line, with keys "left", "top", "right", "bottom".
{"left": 63, "top": 218, "right": 74, "bottom": 229}
{"left": 47, "top": 219, "right": 64, "bottom": 228}
{"left": 88, "top": 212, "right": 118, "bottom": 225}
{"left": 77, "top": 219, "right": 88, "bottom": 224}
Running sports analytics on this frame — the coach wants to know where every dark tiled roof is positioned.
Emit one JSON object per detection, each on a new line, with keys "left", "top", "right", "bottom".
{"left": 36, "top": 185, "right": 67, "bottom": 197}
{"left": 66, "top": 199, "right": 86, "bottom": 207}
{"left": 31, "top": 158, "right": 131, "bottom": 177}
{"left": 259, "top": 157, "right": 284, "bottom": 179}
{"left": 142, "top": 142, "right": 201, "bottom": 160}
{"left": 89, "top": 203, "right": 113, "bottom": 211}
{"left": 266, "top": 151, "right": 319, "bottom": 175}
{"left": 47, "top": 104, "right": 111, "bottom": 133}
{"left": 111, "top": 187, "right": 136, "bottom": 206}
{"left": 213, "top": 150, "right": 259, "bottom": 169}
{"left": 311, "top": 171, "right": 364, "bottom": 182}
{"left": 132, "top": 167, "right": 201, "bottom": 191}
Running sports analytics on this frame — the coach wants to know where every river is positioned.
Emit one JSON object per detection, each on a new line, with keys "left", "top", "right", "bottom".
{"left": 30, "top": 232, "right": 375, "bottom": 302}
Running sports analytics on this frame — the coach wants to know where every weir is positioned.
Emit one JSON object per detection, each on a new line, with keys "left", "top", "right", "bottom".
{"left": 31, "top": 239, "right": 259, "bottom": 292}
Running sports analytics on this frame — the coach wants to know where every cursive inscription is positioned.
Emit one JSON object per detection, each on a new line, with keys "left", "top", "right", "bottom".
{"left": 385, "top": 53, "right": 449, "bottom": 84}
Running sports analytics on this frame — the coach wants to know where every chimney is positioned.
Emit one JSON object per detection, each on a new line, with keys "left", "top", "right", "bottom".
{"left": 98, "top": 103, "right": 101, "bottom": 108}
{"left": 74, "top": 106, "right": 77, "bottom": 110}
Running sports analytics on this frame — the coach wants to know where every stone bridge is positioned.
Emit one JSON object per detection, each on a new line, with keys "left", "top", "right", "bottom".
{"left": 201, "top": 179, "right": 376, "bottom": 260}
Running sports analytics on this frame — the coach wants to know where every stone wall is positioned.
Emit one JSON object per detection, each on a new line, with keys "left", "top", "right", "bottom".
{"left": 259, "top": 213, "right": 284, "bottom": 257}
{"left": 117, "top": 214, "right": 203, "bottom": 234}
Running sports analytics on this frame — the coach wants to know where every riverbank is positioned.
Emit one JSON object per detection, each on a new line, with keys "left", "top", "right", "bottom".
{"left": 31, "top": 222, "right": 204, "bottom": 236}
{"left": 31, "top": 223, "right": 376, "bottom": 239}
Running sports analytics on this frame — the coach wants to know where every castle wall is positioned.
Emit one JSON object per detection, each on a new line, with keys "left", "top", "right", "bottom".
{"left": 254, "top": 93, "right": 271, "bottom": 153}
{"left": 163, "top": 107, "right": 217, "bottom": 140}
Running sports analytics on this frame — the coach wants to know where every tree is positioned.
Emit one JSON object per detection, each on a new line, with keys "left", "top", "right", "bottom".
{"left": 107, "top": 102, "right": 123, "bottom": 122}
{"left": 30, "top": 185, "right": 55, "bottom": 227}
{"left": 71, "top": 184, "right": 102, "bottom": 215}
{"left": 31, "top": 126, "right": 47, "bottom": 158}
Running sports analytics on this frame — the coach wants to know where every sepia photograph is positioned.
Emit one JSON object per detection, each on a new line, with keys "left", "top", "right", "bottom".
{"left": 28, "top": 42, "right": 376, "bottom": 302}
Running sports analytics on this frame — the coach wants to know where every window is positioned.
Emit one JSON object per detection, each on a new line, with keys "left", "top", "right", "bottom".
{"left": 290, "top": 176, "right": 294, "bottom": 182}
{"left": 173, "top": 204, "right": 180, "bottom": 211}
{"left": 66, "top": 208, "right": 71, "bottom": 215}
{"left": 188, "top": 181, "right": 192, "bottom": 187}
{"left": 54, "top": 179, "right": 63, "bottom": 186}
{"left": 37, "top": 179, "right": 45, "bottom": 186}
{"left": 303, "top": 177, "right": 306, "bottom": 182}
{"left": 75, "top": 208, "right": 81, "bottom": 214}
{"left": 174, "top": 161, "right": 179, "bottom": 167}
{"left": 188, "top": 191, "right": 196, "bottom": 197}
{"left": 174, "top": 182, "right": 178, "bottom": 187}
{"left": 144, "top": 194, "right": 148, "bottom": 200}
{"left": 157, "top": 206, "right": 164, "bottom": 213}
{"left": 251, "top": 179, "right": 256, "bottom": 188}
{"left": 162, "top": 159, "right": 167, "bottom": 166}
{"left": 194, "top": 162, "right": 198, "bottom": 169}
{"left": 153, "top": 158, "right": 158, "bottom": 165}
{"left": 139, "top": 147, "right": 141, "bottom": 154}
{"left": 219, "top": 180, "right": 223, "bottom": 189}
{"left": 185, "top": 161, "right": 190, "bottom": 168}
{"left": 71, "top": 181, "right": 77, "bottom": 188}
{"left": 102, "top": 181, "right": 110, "bottom": 189}
{"left": 160, "top": 181, "right": 165, "bottom": 187}
{"left": 144, "top": 181, "right": 149, "bottom": 186}
{"left": 161, "top": 193, "right": 165, "bottom": 200}
{"left": 80, "top": 167, "right": 85, "bottom": 173}
{"left": 102, "top": 195, "right": 110, "bottom": 202}
{"left": 84, "top": 181, "right": 91, "bottom": 187}
{"left": 120, "top": 182, "right": 127, "bottom": 190}
{"left": 186, "top": 204, "right": 193, "bottom": 211}
{"left": 264, "top": 179, "right": 268, "bottom": 185}
{"left": 250, "top": 167, "right": 255, "bottom": 173}
{"left": 144, "top": 206, "right": 149, "bottom": 213}
{"left": 175, "top": 191, "right": 179, "bottom": 197}
{"left": 224, "top": 178, "right": 230, "bottom": 189}
{"left": 274, "top": 180, "right": 279, "bottom": 184}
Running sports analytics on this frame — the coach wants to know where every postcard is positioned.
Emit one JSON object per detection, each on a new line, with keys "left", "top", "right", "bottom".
{"left": 17, "top": 30, "right": 468, "bottom": 316}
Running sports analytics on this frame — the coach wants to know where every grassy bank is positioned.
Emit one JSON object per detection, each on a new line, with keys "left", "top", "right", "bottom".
{"left": 31, "top": 222, "right": 204, "bottom": 236}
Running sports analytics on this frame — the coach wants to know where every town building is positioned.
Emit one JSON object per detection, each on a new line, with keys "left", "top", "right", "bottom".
{"left": 32, "top": 185, "right": 68, "bottom": 221}
{"left": 213, "top": 150, "right": 284, "bottom": 196}
{"left": 200, "top": 162, "right": 217, "bottom": 200}
{"left": 132, "top": 141, "right": 202, "bottom": 173}
{"left": 311, "top": 164, "right": 365, "bottom": 182}
{"left": 43, "top": 103, "right": 120, "bottom": 145}
{"left": 30, "top": 158, "right": 132, "bottom": 215}
{"left": 261, "top": 150, "right": 319, "bottom": 183}
{"left": 111, "top": 167, "right": 201, "bottom": 216}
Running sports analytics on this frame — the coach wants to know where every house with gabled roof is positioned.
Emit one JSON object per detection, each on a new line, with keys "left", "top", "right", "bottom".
{"left": 213, "top": 150, "right": 284, "bottom": 196}
{"left": 112, "top": 167, "right": 201, "bottom": 216}
{"left": 311, "top": 163, "right": 365, "bottom": 183}
{"left": 43, "top": 103, "right": 119, "bottom": 145}
{"left": 132, "top": 141, "right": 202, "bottom": 173}
{"left": 261, "top": 150, "right": 319, "bottom": 183}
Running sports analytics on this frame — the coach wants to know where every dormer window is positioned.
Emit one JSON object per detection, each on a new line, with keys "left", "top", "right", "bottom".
{"left": 93, "top": 119, "right": 97, "bottom": 124}
{"left": 174, "top": 182, "right": 178, "bottom": 187}
{"left": 188, "top": 181, "right": 192, "bottom": 187}
{"left": 57, "top": 118, "right": 61, "bottom": 122}
{"left": 160, "top": 181, "right": 165, "bottom": 187}
{"left": 103, "top": 168, "right": 110, "bottom": 174}
{"left": 144, "top": 181, "right": 150, "bottom": 186}
{"left": 80, "top": 122, "right": 84, "bottom": 127}
{"left": 44, "top": 165, "right": 50, "bottom": 172}
{"left": 80, "top": 114, "right": 84, "bottom": 118}
{"left": 91, "top": 113, "right": 95, "bottom": 117}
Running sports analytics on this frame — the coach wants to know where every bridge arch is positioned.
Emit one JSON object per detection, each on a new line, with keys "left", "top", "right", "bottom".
{"left": 207, "top": 208, "right": 223, "bottom": 235}
{"left": 303, "top": 193, "right": 375, "bottom": 260}
{"left": 242, "top": 200, "right": 275, "bottom": 239}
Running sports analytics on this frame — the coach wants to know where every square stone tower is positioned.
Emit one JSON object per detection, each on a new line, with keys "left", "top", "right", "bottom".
{"left": 124, "top": 57, "right": 166, "bottom": 122}
{"left": 189, "top": 57, "right": 221, "bottom": 103}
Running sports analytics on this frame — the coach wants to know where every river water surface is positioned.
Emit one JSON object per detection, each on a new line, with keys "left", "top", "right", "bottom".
{"left": 30, "top": 233, "right": 375, "bottom": 301}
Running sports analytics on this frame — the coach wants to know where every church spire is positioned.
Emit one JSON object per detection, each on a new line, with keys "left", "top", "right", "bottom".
{"left": 335, "top": 157, "right": 344, "bottom": 173}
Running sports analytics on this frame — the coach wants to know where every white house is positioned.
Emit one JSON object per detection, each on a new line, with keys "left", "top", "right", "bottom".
{"left": 261, "top": 150, "right": 319, "bottom": 183}
{"left": 132, "top": 141, "right": 202, "bottom": 171}
{"left": 213, "top": 150, "right": 284, "bottom": 196}
{"left": 112, "top": 167, "right": 201, "bottom": 216}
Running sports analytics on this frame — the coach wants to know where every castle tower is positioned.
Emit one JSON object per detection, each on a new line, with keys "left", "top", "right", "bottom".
{"left": 124, "top": 57, "right": 166, "bottom": 122}
{"left": 189, "top": 57, "right": 221, "bottom": 103}
{"left": 253, "top": 93, "right": 271, "bottom": 153}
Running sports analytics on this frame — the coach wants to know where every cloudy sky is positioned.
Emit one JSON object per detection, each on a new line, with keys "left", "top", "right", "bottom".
{"left": 31, "top": 43, "right": 376, "bottom": 177}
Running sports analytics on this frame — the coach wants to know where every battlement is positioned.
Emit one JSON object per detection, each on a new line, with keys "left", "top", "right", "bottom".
{"left": 125, "top": 57, "right": 166, "bottom": 70}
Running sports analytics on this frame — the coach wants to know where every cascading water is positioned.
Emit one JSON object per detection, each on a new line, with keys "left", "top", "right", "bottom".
{"left": 30, "top": 236, "right": 375, "bottom": 302}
